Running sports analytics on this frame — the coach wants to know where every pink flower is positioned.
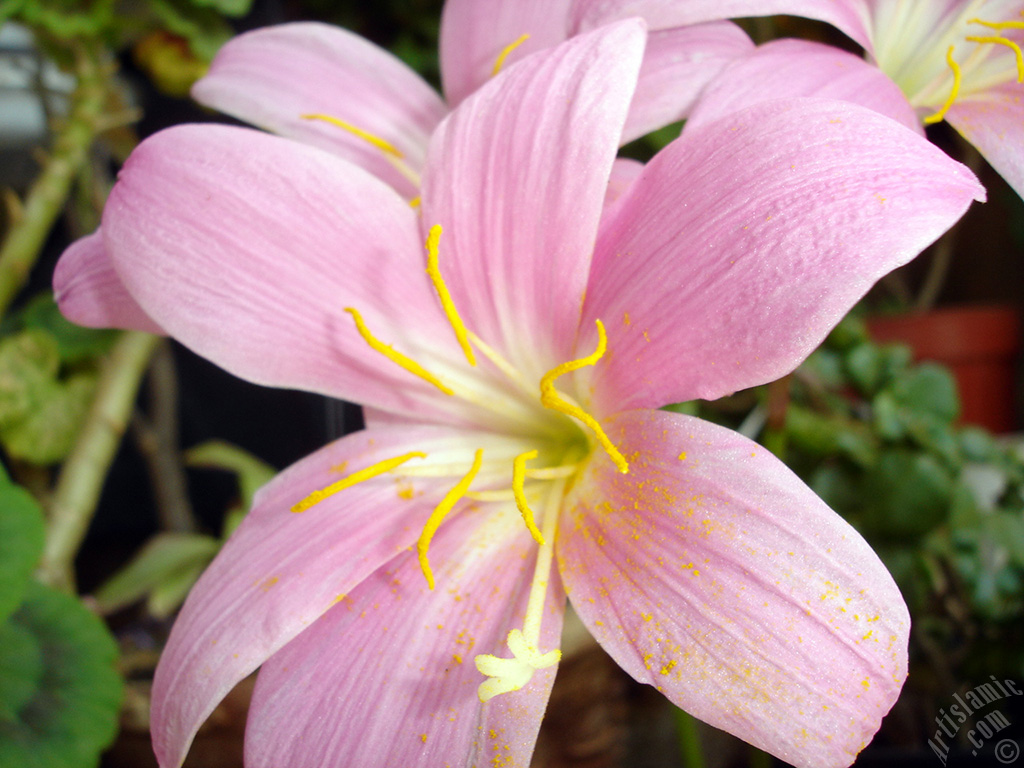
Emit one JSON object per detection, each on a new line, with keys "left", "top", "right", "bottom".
{"left": 55, "top": 21, "right": 985, "bottom": 768}
{"left": 613, "top": 0, "right": 1024, "bottom": 199}
{"left": 187, "top": 1, "right": 754, "bottom": 200}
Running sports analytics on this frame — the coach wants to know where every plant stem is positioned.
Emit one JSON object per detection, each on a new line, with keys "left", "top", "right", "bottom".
{"left": 0, "top": 38, "right": 108, "bottom": 319}
{"left": 675, "top": 707, "right": 707, "bottom": 768}
{"left": 38, "top": 331, "right": 160, "bottom": 593}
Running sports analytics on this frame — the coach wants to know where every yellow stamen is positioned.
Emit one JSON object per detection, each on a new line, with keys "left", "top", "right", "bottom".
{"left": 968, "top": 15, "right": 1024, "bottom": 31}
{"left": 965, "top": 35, "right": 1024, "bottom": 82}
{"left": 492, "top": 33, "right": 530, "bottom": 76}
{"left": 301, "top": 113, "right": 403, "bottom": 158}
{"left": 291, "top": 451, "right": 426, "bottom": 513}
{"left": 417, "top": 449, "right": 484, "bottom": 590}
{"left": 409, "top": 196, "right": 422, "bottom": 209}
{"left": 923, "top": 46, "right": 962, "bottom": 125}
{"left": 425, "top": 225, "right": 476, "bottom": 366}
{"left": 540, "top": 319, "right": 628, "bottom": 473}
{"left": 344, "top": 307, "right": 453, "bottom": 396}
{"left": 512, "top": 450, "right": 544, "bottom": 545}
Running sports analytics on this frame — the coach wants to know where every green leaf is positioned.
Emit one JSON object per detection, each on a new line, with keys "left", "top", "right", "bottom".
{"left": 844, "top": 342, "right": 884, "bottom": 395}
{"left": 183, "top": 0, "right": 254, "bottom": 18}
{"left": 0, "top": 329, "right": 61, "bottom": 426}
{"left": 889, "top": 363, "right": 959, "bottom": 423}
{"left": 11, "top": 0, "right": 116, "bottom": 38}
{"left": 861, "top": 450, "right": 952, "bottom": 539}
{"left": 0, "top": 582, "right": 123, "bottom": 768}
{"left": 148, "top": 0, "right": 234, "bottom": 60}
{"left": 184, "top": 440, "right": 276, "bottom": 518}
{"left": 147, "top": 560, "right": 210, "bottom": 619}
{"left": 16, "top": 294, "right": 118, "bottom": 366}
{"left": 0, "top": 374, "right": 96, "bottom": 464}
{"left": 92, "top": 532, "right": 220, "bottom": 615}
{"left": 0, "top": 476, "right": 46, "bottom": 624}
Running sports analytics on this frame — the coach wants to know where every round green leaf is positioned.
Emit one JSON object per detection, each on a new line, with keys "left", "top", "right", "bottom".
{"left": 0, "top": 478, "right": 46, "bottom": 623}
{"left": 0, "top": 582, "right": 123, "bottom": 768}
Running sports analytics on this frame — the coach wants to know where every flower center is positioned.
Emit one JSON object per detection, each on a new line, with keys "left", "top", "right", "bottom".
{"left": 872, "top": 3, "right": 1024, "bottom": 123}
{"left": 290, "top": 223, "right": 628, "bottom": 701}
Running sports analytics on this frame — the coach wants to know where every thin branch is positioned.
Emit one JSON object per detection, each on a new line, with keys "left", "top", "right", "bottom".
{"left": 0, "top": 38, "right": 109, "bottom": 318}
{"left": 38, "top": 331, "right": 161, "bottom": 592}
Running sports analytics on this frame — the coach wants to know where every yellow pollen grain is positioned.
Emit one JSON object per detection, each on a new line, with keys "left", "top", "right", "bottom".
{"left": 301, "top": 113, "right": 403, "bottom": 158}
{"left": 492, "top": 33, "right": 530, "bottom": 76}
{"left": 409, "top": 196, "right": 422, "bottom": 209}
{"left": 420, "top": 733, "right": 428, "bottom": 743}
{"left": 345, "top": 307, "right": 454, "bottom": 395}
{"left": 425, "top": 225, "right": 476, "bottom": 366}
{"left": 512, "top": 450, "right": 545, "bottom": 545}
{"left": 923, "top": 46, "right": 962, "bottom": 124}
{"left": 291, "top": 451, "right": 426, "bottom": 513}
{"left": 417, "top": 449, "right": 484, "bottom": 590}
{"left": 539, "top": 319, "right": 629, "bottom": 473}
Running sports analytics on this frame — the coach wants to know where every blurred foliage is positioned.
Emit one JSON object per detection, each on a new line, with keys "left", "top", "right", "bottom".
{"left": 92, "top": 440, "right": 275, "bottom": 618}
{"left": 0, "top": 468, "right": 122, "bottom": 768}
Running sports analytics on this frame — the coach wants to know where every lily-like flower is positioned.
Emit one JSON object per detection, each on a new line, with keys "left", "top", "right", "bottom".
{"left": 187, "top": 0, "right": 754, "bottom": 200}
{"left": 55, "top": 21, "right": 984, "bottom": 768}
{"left": 608, "top": 0, "right": 1024, "bottom": 198}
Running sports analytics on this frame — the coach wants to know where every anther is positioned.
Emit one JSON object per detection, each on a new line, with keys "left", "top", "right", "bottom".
{"left": 540, "top": 320, "right": 629, "bottom": 473}
{"left": 965, "top": 35, "right": 1024, "bottom": 81}
{"left": 417, "top": 449, "right": 484, "bottom": 590}
{"left": 923, "top": 46, "right": 962, "bottom": 125}
{"left": 345, "top": 307, "right": 454, "bottom": 395}
{"left": 425, "top": 225, "right": 476, "bottom": 366}
{"left": 291, "top": 451, "right": 426, "bottom": 513}
{"left": 512, "top": 450, "right": 545, "bottom": 545}
{"left": 492, "top": 34, "right": 530, "bottom": 76}
{"left": 301, "top": 113, "right": 404, "bottom": 157}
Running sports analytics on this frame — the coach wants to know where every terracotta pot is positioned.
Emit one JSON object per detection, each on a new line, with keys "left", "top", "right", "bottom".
{"left": 868, "top": 305, "right": 1020, "bottom": 433}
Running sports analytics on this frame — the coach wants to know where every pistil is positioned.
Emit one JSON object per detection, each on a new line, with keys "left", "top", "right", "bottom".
{"left": 474, "top": 455, "right": 570, "bottom": 701}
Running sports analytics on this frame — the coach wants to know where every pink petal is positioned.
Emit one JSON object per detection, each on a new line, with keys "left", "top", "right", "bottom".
{"left": 558, "top": 409, "right": 909, "bottom": 768}
{"left": 572, "top": 0, "right": 873, "bottom": 50}
{"left": 53, "top": 230, "right": 165, "bottom": 335}
{"left": 605, "top": 157, "right": 645, "bottom": 211}
{"left": 102, "top": 123, "right": 474, "bottom": 421}
{"left": 438, "top": 0, "right": 574, "bottom": 107}
{"left": 421, "top": 20, "right": 645, "bottom": 379}
{"left": 192, "top": 23, "right": 446, "bottom": 198}
{"left": 245, "top": 500, "right": 564, "bottom": 768}
{"left": 686, "top": 39, "right": 922, "bottom": 135}
{"left": 623, "top": 23, "right": 754, "bottom": 142}
{"left": 947, "top": 82, "right": 1024, "bottom": 201}
{"left": 152, "top": 424, "right": 520, "bottom": 768}
{"left": 584, "top": 98, "right": 985, "bottom": 413}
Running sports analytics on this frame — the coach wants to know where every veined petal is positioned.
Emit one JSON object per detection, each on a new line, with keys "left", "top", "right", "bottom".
{"left": 421, "top": 20, "right": 645, "bottom": 380}
{"left": 571, "top": 0, "right": 873, "bottom": 50}
{"left": 439, "top": 0, "right": 574, "bottom": 107}
{"left": 192, "top": 22, "right": 446, "bottom": 198}
{"left": 622, "top": 22, "right": 755, "bottom": 142}
{"left": 686, "top": 39, "right": 921, "bottom": 134}
{"left": 151, "top": 425, "right": 525, "bottom": 768}
{"left": 558, "top": 410, "right": 909, "bottom": 768}
{"left": 947, "top": 82, "right": 1024, "bottom": 201}
{"left": 584, "top": 98, "right": 984, "bottom": 413}
{"left": 53, "top": 229, "right": 164, "bottom": 335}
{"left": 245, "top": 500, "right": 565, "bottom": 768}
{"left": 102, "top": 123, "right": 473, "bottom": 421}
